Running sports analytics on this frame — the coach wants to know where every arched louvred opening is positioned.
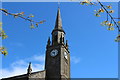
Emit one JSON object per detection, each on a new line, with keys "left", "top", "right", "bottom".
{"left": 54, "top": 35, "right": 58, "bottom": 42}
{"left": 63, "top": 37, "right": 64, "bottom": 43}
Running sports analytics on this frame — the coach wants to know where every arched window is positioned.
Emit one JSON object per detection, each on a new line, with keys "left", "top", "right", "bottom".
{"left": 54, "top": 35, "right": 58, "bottom": 42}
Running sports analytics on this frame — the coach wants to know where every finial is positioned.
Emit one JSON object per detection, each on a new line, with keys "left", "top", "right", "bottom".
{"left": 58, "top": 0, "right": 60, "bottom": 8}
{"left": 48, "top": 37, "right": 50, "bottom": 42}
{"left": 66, "top": 40, "right": 69, "bottom": 49}
{"left": 27, "top": 62, "right": 32, "bottom": 74}
{"left": 47, "top": 37, "right": 51, "bottom": 47}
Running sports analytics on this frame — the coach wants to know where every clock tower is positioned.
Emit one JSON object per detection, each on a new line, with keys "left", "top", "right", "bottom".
{"left": 45, "top": 8, "right": 70, "bottom": 80}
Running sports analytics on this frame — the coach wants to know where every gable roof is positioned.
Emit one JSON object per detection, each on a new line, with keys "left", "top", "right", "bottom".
{"left": 1, "top": 70, "right": 46, "bottom": 80}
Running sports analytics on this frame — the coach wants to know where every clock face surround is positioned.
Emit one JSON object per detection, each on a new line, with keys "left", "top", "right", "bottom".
{"left": 50, "top": 49, "right": 58, "bottom": 57}
{"left": 64, "top": 52, "right": 68, "bottom": 59}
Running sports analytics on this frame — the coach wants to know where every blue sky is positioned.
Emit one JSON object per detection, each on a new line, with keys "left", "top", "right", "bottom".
{"left": 0, "top": 1, "right": 2, "bottom": 78}
{"left": 1, "top": 0, "right": 120, "bottom": 2}
{"left": 0, "top": 2, "right": 118, "bottom": 78}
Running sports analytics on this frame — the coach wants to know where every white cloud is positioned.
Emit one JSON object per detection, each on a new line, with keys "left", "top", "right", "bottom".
{"left": 1, "top": 66, "right": 27, "bottom": 78}
{"left": 32, "top": 55, "right": 45, "bottom": 62}
{"left": 0, "top": 54, "right": 45, "bottom": 78}
{"left": 71, "top": 56, "right": 80, "bottom": 64}
{"left": 11, "top": 60, "right": 28, "bottom": 67}
{"left": 0, "top": 54, "right": 80, "bottom": 78}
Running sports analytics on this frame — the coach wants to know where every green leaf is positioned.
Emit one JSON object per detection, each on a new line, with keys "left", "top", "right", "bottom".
{"left": 109, "top": 10, "right": 114, "bottom": 13}
{"left": 36, "top": 23, "right": 39, "bottom": 27}
{"left": 106, "top": 23, "right": 114, "bottom": 27}
{"left": 118, "top": 21, "right": 120, "bottom": 23}
{"left": 106, "top": 5, "right": 112, "bottom": 9}
{"left": 98, "top": 9, "right": 104, "bottom": 13}
{"left": 39, "top": 20, "right": 46, "bottom": 24}
{"left": 30, "top": 24, "right": 35, "bottom": 29}
{"left": 115, "top": 34, "right": 120, "bottom": 42}
{"left": 101, "top": 21, "right": 109, "bottom": 26}
{"left": 107, "top": 27, "right": 114, "bottom": 31}
{"left": 1, "top": 50, "right": 8, "bottom": 56}
{"left": 28, "top": 14, "right": 34, "bottom": 18}
{"left": 94, "top": 13, "right": 100, "bottom": 17}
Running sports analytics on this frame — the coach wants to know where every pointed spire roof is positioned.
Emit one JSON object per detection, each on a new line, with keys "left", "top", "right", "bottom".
{"left": 54, "top": 7, "right": 62, "bottom": 30}
{"left": 27, "top": 62, "right": 32, "bottom": 74}
{"left": 52, "top": 7, "right": 65, "bottom": 34}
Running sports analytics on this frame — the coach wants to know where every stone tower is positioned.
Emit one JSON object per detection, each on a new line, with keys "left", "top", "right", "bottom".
{"left": 45, "top": 8, "right": 70, "bottom": 80}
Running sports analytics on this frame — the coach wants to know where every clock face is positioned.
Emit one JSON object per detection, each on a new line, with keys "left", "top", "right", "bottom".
{"left": 50, "top": 49, "right": 58, "bottom": 57}
{"left": 64, "top": 52, "right": 68, "bottom": 59}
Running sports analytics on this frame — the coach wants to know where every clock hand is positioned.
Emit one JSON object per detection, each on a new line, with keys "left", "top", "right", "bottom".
{"left": 53, "top": 52, "right": 55, "bottom": 56}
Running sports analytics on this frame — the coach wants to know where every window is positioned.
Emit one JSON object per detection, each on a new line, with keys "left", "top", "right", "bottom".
{"left": 54, "top": 35, "right": 58, "bottom": 42}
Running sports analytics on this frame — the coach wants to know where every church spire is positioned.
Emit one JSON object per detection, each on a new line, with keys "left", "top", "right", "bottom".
{"left": 54, "top": 7, "right": 62, "bottom": 30}
{"left": 51, "top": 7, "right": 65, "bottom": 45}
